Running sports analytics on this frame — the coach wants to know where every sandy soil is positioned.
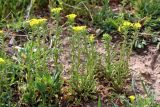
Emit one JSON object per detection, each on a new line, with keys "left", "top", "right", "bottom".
{"left": 129, "top": 45, "right": 160, "bottom": 102}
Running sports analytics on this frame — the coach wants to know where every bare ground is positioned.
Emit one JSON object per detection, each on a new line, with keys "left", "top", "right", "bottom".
{"left": 129, "top": 45, "right": 160, "bottom": 102}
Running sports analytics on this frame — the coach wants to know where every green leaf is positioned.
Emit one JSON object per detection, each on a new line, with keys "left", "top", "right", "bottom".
{"left": 35, "top": 82, "right": 46, "bottom": 93}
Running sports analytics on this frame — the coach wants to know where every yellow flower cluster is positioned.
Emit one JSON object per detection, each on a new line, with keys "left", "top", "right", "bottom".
{"left": 133, "top": 22, "right": 141, "bottom": 29}
{"left": 118, "top": 21, "right": 141, "bottom": 32}
{"left": 123, "top": 21, "right": 133, "bottom": 27}
{"left": 27, "top": 18, "right": 47, "bottom": 27}
{"left": 66, "top": 14, "right": 77, "bottom": 21}
{"left": 129, "top": 95, "right": 135, "bottom": 104}
{"left": 72, "top": 26, "right": 86, "bottom": 32}
{"left": 0, "top": 58, "right": 5, "bottom": 64}
{"left": 89, "top": 34, "right": 95, "bottom": 43}
{"left": 0, "top": 30, "right": 3, "bottom": 34}
{"left": 51, "top": 7, "right": 62, "bottom": 14}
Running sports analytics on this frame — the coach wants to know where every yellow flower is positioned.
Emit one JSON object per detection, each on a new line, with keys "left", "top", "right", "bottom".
{"left": 27, "top": 18, "right": 38, "bottom": 26}
{"left": 72, "top": 26, "right": 86, "bottom": 32}
{"left": 0, "top": 58, "right": 5, "bottom": 64}
{"left": 118, "top": 26, "right": 126, "bottom": 32}
{"left": 118, "top": 21, "right": 133, "bottom": 32}
{"left": 0, "top": 30, "right": 3, "bottom": 34}
{"left": 133, "top": 22, "right": 141, "bottom": 29}
{"left": 66, "top": 14, "right": 77, "bottom": 21}
{"left": 123, "top": 21, "right": 133, "bottom": 27}
{"left": 51, "top": 7, "right": 62, "bottom": 14}
{"left": 129, "top": 95, "right": 135, "bottom": 104}
{"left": 27, "top": 18, "right": 47, "bottom": 27}
{"left": 89, "top": 34, "right": 95, "bottom": 43}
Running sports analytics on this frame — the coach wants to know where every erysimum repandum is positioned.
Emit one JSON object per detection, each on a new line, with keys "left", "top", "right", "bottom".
{"left": 118, "top": 21, "right": 133, "bottom": 32}
{"left": 89, "top": 34, "right": 95, "bottom": 43}
{"left": 0, "top": 58, "right": 5, "bottom": 64}
{"left": 27, "top": 18, "right": 47, "bottom": 27}
{"left": 0, "top": 30, "right": 3, "bottom": 34}
{"left": 118, "top": 20, "right": 142, "bottom": 32}
{"left": 66, "top": 14, "right": 77, "bottom": 22}
{"left": 51, "top": 7, "right": 62, "bottom": 14}
{"left": 129, "top": 95, "right": 135, "bottom": 104}
{"left": 133, "top": 22, "right": 141, "bottom": 29}
{"left": 72, "top": 26, "right": 86, "bottom": 33}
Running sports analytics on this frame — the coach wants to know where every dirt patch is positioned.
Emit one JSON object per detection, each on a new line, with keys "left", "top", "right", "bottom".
{"left": 129, "top": 45, "right": 160, "bottom": 102}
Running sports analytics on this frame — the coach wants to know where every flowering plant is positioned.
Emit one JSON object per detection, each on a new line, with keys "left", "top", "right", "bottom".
{"left": 51, "top": 7, "right": 62, "bottom": 14}
{"left": 27, "top": 18, "right": 47, "bottom": 27}
{"left": 0, "top": 58, "right": 5, "bottom": 64}
{"left": 72, "top": 26, "right": 86, "bottom": 33}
